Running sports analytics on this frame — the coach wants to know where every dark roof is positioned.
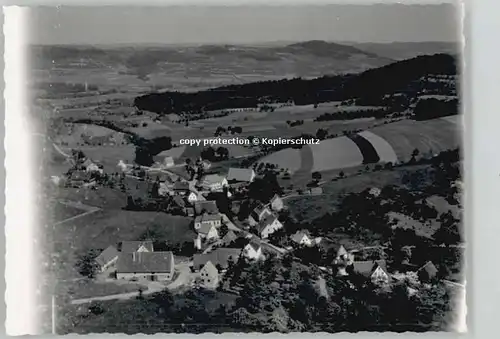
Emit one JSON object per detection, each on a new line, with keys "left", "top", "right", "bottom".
{"left": 252, "top": 204, "right": 272, "bottom": 221}
{"left": 256, "top": 215, "right": 280, "bottom": 233}
{"left": 116, "top": 251, "right": 174, "bottom": 273}
{"left": 121, "top": 241, "right": 154, "bottom": 253}
{"left": 185, "top": 207, "right": 195, "bottom": 216}
{"left": 290, "top": 231, "right": 310, "bottom": 244}
{"left": 221, "top": 230, "right": 238, "bottom": 244}
{"left": 194, "top": 200, "right": 219, "bottom": 215}
{"left": 227, "top": 168, "right": 255, "bottom": 182}
{"left": 95, "top": 246, "right": 119, "bottom": 267}
{"left": 198, "top": 223, "right": 218, "bottom": 235}
{"left": 173, "top": 181, "right": 190, "bottom": 191}
{"left": 193, "top": 248, "right": 242, "bottom": 269}
{"left": 245, "top": 241, "right": 261, "bottom": 252}
{"left": 352, "top": 260, "right": 388, "bottom": 277}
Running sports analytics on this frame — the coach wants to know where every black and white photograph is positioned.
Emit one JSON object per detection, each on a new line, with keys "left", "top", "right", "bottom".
{"left": 19, "top": 2, "right": 465, "bottom": 334}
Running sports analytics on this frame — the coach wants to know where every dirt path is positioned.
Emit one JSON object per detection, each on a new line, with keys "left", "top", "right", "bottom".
{"left": 53, "top": 207, "right": 100, "bottom": 226}
{"left": 70, "top": 262, "right": 193, "bottom": 305}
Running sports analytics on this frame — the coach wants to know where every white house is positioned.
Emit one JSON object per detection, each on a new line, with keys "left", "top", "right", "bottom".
{"left": 243, "top": 242, "right": 263, "bottom": 260}
{"left": 257, "top": 215, "right": 284, "bottom": 239}
{"left": 187, "top": 191, "right": 199, "bottom": 204}
{"left": 116, "top": 251, "right": 175, "bottom": 281}
{"left": 194, "top": 213, "right": 222, "bottom": 230}
{"left": 198, "top": 224, "right": 219, "bottom": 241}
{"left": 161, "top": 156, "right": 175, "bottom": 168}
{"left": 227, "top": 168, "right": 256, "bottom": 184}
{"left": 95, "top": 245, "right": 119, "bottom": 272}
{"left": 270, "top": 194, "right": 284, "bottom": 211}
{"left": 199, "top": 261, "right": 219, "bottom": 289}
{"left": 290, "top": 231, "right": 313, "bottom": 247}
{"left": 351, "top": 260, "right": 391, "bottom": 285}
{"left": 199, "top": 174, "right": 228, "bottom": 192}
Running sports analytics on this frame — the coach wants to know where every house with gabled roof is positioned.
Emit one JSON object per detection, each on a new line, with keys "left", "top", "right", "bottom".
{"left": 243, "top": 241, "right": 263, "bottom": 260}
{"left": 116, "top": 251, "right": 175, "bottom": 281}
{"left": 194, "top": 200, "right": 219, "bottom": 215}
{"left": 95, "top": 245, "right": 119, "bottom": 272}
{"left": 290, "top": 230, "right": 313, "bottom": 247}
{"left": 186, "top": 191, "right": 199, "bottom": 204}
{"left": 67, "top": 170, "right": 93, "bottom": 188}
{"left": 257, "top": 215, "right": 283, "bottom": 239}
{"left": 193, "top": 248, "right": 242, "bottom": 271}
{"left": 350, "top": 260, "right": 391, "bottom": 285}
{"left": 331, "top": 244, "right": 355, "bottom": 266}
{"left": 227, "top": 168, "right": 256, "bottom": 184}
{"left": 270, "top": 194, "right": 284, "bottom": 211}
{"left": 417, "top": 261, "right": 439, "bottom": 282}
{"left": 197, "top": 224, "right": 219, "bottom": 241}
{"left": 121, "top": 240, "right": 154, "bottom": 253}
{"left": 221, "top": 230, "right": 239, "bottom": 245}
{"left": 199, "top": 174, "right": 228, "bottom": 192}
{"left": 250, "top": 204, "right": 273, "bottom": 223}
{"left": 199, "top": 261, "right": 219, "bottom": 289}
{"left": 194, "top": 213, "right": 222, "bottom": 230}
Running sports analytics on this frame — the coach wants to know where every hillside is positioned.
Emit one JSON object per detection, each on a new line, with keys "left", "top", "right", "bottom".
{"left": 349, "top": 41, "right": 459, "bottom": 60}
{"left": 134, "top": 53, "right": 458, "bottom": 114}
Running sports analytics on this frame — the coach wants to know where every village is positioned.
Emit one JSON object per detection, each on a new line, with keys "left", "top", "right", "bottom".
{"left": 55, "top": 149, "right": 448, "bottom": 306}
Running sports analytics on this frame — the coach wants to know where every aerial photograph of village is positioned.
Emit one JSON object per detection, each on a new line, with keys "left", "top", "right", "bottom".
{"left": 30, "top": 3, "right": 465, "bottom": 334}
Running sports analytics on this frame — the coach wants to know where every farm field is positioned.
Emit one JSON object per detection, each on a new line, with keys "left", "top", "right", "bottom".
{"left": 259, "top": 148, "right": 302, "bottom": 174}
{"left": 79, "top": 145, "right": 136, "bottom": 172}
{"left": 366, "top": 117, "right": 460, "bottom": 162}
{"left": 257, "top": 116, "right": 460, "bottom": 184}
{"left": 54, "top": 187, "right": 128, "bottom": 210}
{"left": 357, "top": 130, "right": 398, "bottom": 163}
{"left": 310, "top": 136, "right": 364, "bottom": 172}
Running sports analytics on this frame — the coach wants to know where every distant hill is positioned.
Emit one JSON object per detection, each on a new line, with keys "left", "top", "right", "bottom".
{"left": 347, "top": 41, "right": 460, "bottom": 60}
{"left": 30, "top": 40, "right": 393, "bottom": 80}
{"left": 134, "top": 53, "right": 458, "bottom": 114}
{"left": 281, "top": 40, "right": 382, "bottom": 59}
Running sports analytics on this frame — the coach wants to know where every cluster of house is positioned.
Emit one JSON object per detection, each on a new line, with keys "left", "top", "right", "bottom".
{"left": 64, "top": 157, "right": 104, "bottom": 188}
{"left": 247, "top": 194, "right": 285, "bottom": 238}
{"left": 95, "top": 240, "right": 176, "bottom": 282}
{"left": 197, "top": 167, "right": 256, "bottom": 193}
{"left": 323, "top": 244, "right": 440, "bottom": 286}
{"left": 193, "top": 238, "right": 265, "bottom": 289}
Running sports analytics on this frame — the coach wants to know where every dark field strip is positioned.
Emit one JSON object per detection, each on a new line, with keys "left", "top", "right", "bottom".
{"left": 348, "top": 134, "right": 380, "bottom": 164}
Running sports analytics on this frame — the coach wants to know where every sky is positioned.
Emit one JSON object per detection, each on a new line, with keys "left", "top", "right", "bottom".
{"left": 27, "top": 3, "right": 460, "bottom": 45}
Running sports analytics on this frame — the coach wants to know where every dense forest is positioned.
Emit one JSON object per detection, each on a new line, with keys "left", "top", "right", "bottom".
{"left": 413, "top": 98, "right": 459, "bottom": 121}
{"left": 134, "top": 54, "right": 457, "bottom": 114}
